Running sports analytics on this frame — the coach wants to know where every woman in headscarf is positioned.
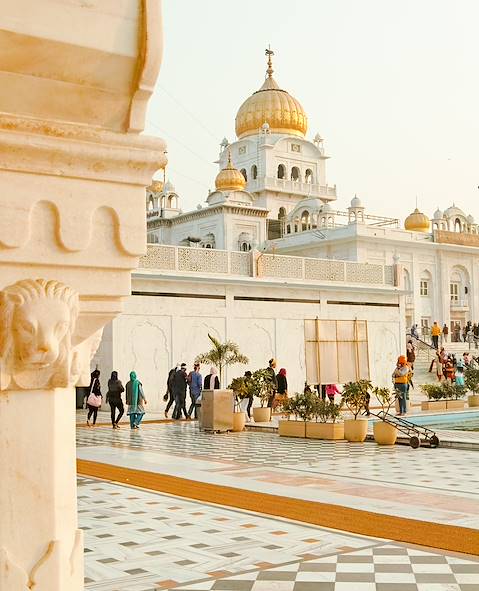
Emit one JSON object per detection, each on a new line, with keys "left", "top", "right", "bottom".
{"left": 86, "top": 369, "right": 102, "bottom": 427}
{"left": 204, "top": 367, "right": 220, "bottom": 390}
{"left": 277, "top": 368, "right": 288, "bottom": 396}
{"left": 106, "top": 371, "right": 125, "bottom": 429}
{"left": 126, "top": 371, "right": 147, "bottom": 429}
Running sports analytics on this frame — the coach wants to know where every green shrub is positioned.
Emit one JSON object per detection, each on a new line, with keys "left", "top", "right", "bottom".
{"left": 465, "top": 368, "right": 479, "bottom": 394}
{"left": 420, "top": 383, "right": 444, "bottom": 400}
{"left": 341, "top": 380, "right": 372, "bottom": 419}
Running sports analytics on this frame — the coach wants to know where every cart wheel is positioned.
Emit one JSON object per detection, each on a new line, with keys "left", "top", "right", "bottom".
{"left": 409, "top": 436, "right": 420, "bottom": 449}
{"left": 429, "top": 435, "right": 439, "bottom": 448}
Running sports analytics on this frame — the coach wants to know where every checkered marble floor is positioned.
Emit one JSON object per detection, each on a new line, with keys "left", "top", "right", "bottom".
{"left": 80, "top": 477, "right": 479, "bottom": 591}
{"left": 79, "top": 477, "right": 375, "bottom": 590}
{"left": 174, "top": 544, "right": 479, "bottom": 591}
{"left": 76, "top": 423, "right": 479, "bottom": 496}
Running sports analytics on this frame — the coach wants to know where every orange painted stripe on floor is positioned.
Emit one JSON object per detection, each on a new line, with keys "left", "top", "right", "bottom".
{"left": 77, "top": 459, "right": 479, "bottom": 556}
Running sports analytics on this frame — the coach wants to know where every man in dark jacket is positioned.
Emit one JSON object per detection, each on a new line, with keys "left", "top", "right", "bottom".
{"left": 164, "top": 364, "right": 178, "bottom": 418}
{"left": 172, "top": 363, "right": 188, "bottom": 420}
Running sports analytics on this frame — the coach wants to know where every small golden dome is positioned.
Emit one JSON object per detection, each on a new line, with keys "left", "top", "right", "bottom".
{"left": 148, "top": 179, "right": 164, "bottom": 193}
{"left": 405, "top": 208, "right": 430, "bottom": 232}
{"left": 235, "top": 48, "right": 308, "bottom": 139}
{"left": 215, "top": 151, "right": 246, "bottom": 191}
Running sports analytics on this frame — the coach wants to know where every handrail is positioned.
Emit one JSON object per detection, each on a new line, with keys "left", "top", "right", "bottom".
{"left": 406, "top": 333, "right": 435, "bottom": 350}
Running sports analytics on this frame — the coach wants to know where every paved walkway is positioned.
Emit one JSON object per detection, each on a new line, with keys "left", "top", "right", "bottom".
{"left": 80, "top": 476, "right": 479, "bottom": 591}
{"left": 77, "top": 423, "right": 479, "bottom": 553}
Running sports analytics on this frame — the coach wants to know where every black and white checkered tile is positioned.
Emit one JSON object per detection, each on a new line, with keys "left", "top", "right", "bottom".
{"left": 174, "top": 543, "right": 479, "bottom": 591}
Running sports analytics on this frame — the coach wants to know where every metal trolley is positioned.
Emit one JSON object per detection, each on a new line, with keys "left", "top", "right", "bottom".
{"left": 370, "top": 411, "right": 440, "bottom": 449}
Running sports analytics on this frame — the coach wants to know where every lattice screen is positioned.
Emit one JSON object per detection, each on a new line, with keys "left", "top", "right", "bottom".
{"left": 305, "top": 319, "right": 370, "bottom": 385}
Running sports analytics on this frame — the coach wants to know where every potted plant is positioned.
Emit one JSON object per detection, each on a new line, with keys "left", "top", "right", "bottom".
{"left": 306, "top": 398, "right": 344, "bottom": 440}
{"left": 372, "top": 387, "right": 398, "bottom": 445}
{"left": 420, "top": 384, "right": 447, "bottom": 411}
{"left": 341, "top": 380, "right": 371, "bottom": 442}
{"left": 195, "top": 333, "right": 248, "bottom": 387}
{"left": 228, "top": 376, "right": 250, "bottom": 432}
{"left": 441, "top": 381, "right": 466, "bottom": 410}
{"left": 278, "top": 392, "right": 311, "bottom": 437}
{"left": 465, "top": 368, "right": 479, "bottom": 407}
{"left": 250, "top": 368, "right": 276, "bottom": 422}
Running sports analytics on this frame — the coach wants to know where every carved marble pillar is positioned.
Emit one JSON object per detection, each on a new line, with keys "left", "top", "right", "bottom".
{"left": 0, "top": 2, "right": 166, "bottom": 589}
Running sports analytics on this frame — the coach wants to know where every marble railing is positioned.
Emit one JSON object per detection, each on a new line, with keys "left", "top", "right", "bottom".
{"left": 140, "top": 244, "right": 396, "bottom": 286}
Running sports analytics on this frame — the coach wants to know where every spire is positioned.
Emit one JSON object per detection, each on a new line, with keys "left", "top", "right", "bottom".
{"left": 265, "top": 45, "right": 274, "bottom": 78}
{"left": 226, "top": 149, "right": 233, "bottom": 168}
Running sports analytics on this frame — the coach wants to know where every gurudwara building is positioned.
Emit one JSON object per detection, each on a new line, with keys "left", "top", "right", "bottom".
{"left": 96, "top": 50, "right": 479, "bottom": 408}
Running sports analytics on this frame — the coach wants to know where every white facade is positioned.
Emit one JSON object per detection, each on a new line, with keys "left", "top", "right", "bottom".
{"left": 271, "top": 199, "right": 479, "bottom": 335}
{"left": 95, "top": 245, "right": 404, "bottom": 410}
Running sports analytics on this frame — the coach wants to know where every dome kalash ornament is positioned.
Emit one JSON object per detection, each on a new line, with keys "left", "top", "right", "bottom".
{"left": 235, "top": 47, "right": 308, "bottom": 139}
{"left": 215, "top": 151, "right": 246, "bottom": 191}
{"left": 404, "top": 208, "right": 431, "bottom": 233}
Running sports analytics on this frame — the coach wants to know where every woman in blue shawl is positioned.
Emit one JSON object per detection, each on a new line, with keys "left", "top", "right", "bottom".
{"left": 126, "top": 371, "right": 147, "bottom": 429}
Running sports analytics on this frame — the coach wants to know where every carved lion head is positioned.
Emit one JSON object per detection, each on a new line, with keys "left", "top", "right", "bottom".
{"left": 0, "top": 279, "right": 79, "bottom": 389}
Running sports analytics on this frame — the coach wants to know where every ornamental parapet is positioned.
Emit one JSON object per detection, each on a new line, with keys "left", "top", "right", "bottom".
{"left": 140, "top": 244, "right": 397, "bottom": 287}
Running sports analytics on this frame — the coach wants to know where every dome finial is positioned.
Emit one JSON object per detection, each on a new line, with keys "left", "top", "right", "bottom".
{"left": 265, "top": 45, "right": 274, "bottom": 78}
{"left": 226, "top": 149, "right": 233, "bottom": 167}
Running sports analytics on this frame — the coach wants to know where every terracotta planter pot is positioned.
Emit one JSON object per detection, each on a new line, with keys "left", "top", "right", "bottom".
{"left": 306, "top": 422, "right": 344, "bottom": 440}
{"left": 278, "top": 420, "right": 306, "bottom": 438}
{"left": 232, "top": 411, "right": 246, "bottom": 432}
{"left": 344, "top": 419, "right": 368, "bottom": 442}
{"left": 373, "top": 422, "right": 397, "bottom": 445}
{"left": 253, "top": 406, "right": 271, "bottom": 423}
{"left": 446, "top": 399, "right": 465, "bottom": 410}
{"left": 421, "top": 400, "right": 447, "bottom": 411}
{"left": 468, "top": 394, "right": 479, "bottom": 407}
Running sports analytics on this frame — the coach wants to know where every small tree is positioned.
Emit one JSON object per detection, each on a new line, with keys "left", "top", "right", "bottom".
{"left": 341, "top": 380, "right": 372, "bottom": 419}
{"left": 195, "top": 333, "right": 248, "bottom": 387}
{"left": 281, "top": 391, "right": 315, "bottom": 421}
{"left": 441, "top": 381, "right": 466, "bottom": 400}
{"left": 250, "top": 368, "right": 276, "bottom": 408}
{"left": 465, "top": 368, "right": 479, "bottom": 394}
{"left": 228, "top": 376, "right": 252, "bottom": 411}
{"left": 373, "top": 386, "right": 398, "bottom": 419}
{"left": 312, "top": 398, "right": 342, "bottom": 423}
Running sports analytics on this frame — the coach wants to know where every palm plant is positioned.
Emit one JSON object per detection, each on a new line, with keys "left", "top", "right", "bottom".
{"left": 341, "top": 379, "right": 372, "bottom": 419}
{"left": 195, "top": 333, "right": 248, "bottom": 387}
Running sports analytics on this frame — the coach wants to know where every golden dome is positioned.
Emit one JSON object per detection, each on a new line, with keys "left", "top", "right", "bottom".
{"left": 215, "top": 151, "right": 246, "bottom": 191}
{"left": 147, "top": 179, "right": 164, "bottom": 193}
{"left": 405, "top": 208, "right": 430, "bottom": 232}
{"left": 235, "top": 48, "right": 308, "bottom": 139}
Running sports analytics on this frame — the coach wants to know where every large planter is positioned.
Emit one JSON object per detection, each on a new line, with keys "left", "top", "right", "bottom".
{"left": 278, "top": 419, "right": 306, "bottom": 438}
{"left": 253, "top": 406, "right": 271, "bottom": 423}
{"left": 344, "top": 419, "right": 368, "bottom": 442}
{"left": 373, "top": 422, "right": 397, "bottom": 445}
{"left": 421, "top": 400, "right": 447, "bottom": 411}
{"left": 468, "top": 394, "right": 479, "bottom": 407}
{"left": 306, "top": 422, "right": 344, "bottom": 440}
{"left": 446, "top": 399, "right": 465, "bottom": 410}
{"left": 232, "top": 411, "right": 246, "bottom": 432}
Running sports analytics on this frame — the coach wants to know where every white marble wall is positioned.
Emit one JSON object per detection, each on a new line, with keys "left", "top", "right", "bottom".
{"left": 96, "top": 274, "right": 403, "bottom": 410}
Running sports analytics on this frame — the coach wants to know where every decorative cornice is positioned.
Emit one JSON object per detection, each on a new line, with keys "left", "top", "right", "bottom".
{"left": 148, "top": 203, "right": 269, "bottom": 229}
{"left": 0, "top": 113, "right": 167, "bottom": 185}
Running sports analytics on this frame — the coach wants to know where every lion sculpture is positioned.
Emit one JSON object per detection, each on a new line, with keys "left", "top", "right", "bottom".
{"left": 0, "top": 278, "right": 79, "bottom": 390}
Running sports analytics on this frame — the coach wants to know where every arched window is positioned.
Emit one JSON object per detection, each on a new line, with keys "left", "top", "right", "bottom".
{"left": 204, "top": 244, "right": 212, "bottom": 249}
{"left": 278, "top": 206, "right": 286, "bottom": 220}
{"left": 240, "top": 168, "right": 247, "bottom": 181}
{"left": 455, "top": 218, "right": 462, "bottom": 232}
{"left": 167, "top": 195, "right": 173, "bottom": 207}
{"left": 286, "top": 224, "right": 291, "bottom": 234}
{"left": 305, "top": 169, "right": 313, "bottom": 183}
{"left": 251, "top": 165, "right": 258, "bottom": 180}
{"left": 291, "top": 166, "right": 300, "bottom": 181}
{"left": 301, "top": 210, "right": 310, "bottom": 231}
{"left": 277, "top": 164, "right": 286, "bottom": 179}
{"left": 240, "top": 242, "right": 251, "bottom": 252}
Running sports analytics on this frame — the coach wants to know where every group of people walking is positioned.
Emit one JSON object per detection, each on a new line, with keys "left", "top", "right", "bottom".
{"left": 429, "top": 348, "right": 475, "bottom": 384}
{"left": 85, "top": 369, "right": 147, "bottom": 429}
{"left": 164, "top": 363, "right": 220, "bottom": 420}
{"left": 412, "top": 321, "right": 479, "bottom": 347}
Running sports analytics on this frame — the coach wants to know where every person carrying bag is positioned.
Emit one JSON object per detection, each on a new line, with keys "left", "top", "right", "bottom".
{"left": 86, "top": 369, "right": 102, "bottom": 427}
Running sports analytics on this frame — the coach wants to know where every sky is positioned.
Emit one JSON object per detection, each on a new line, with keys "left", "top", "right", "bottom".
{"left": 145, "top": 0, "right": 479, "bottom": 222}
